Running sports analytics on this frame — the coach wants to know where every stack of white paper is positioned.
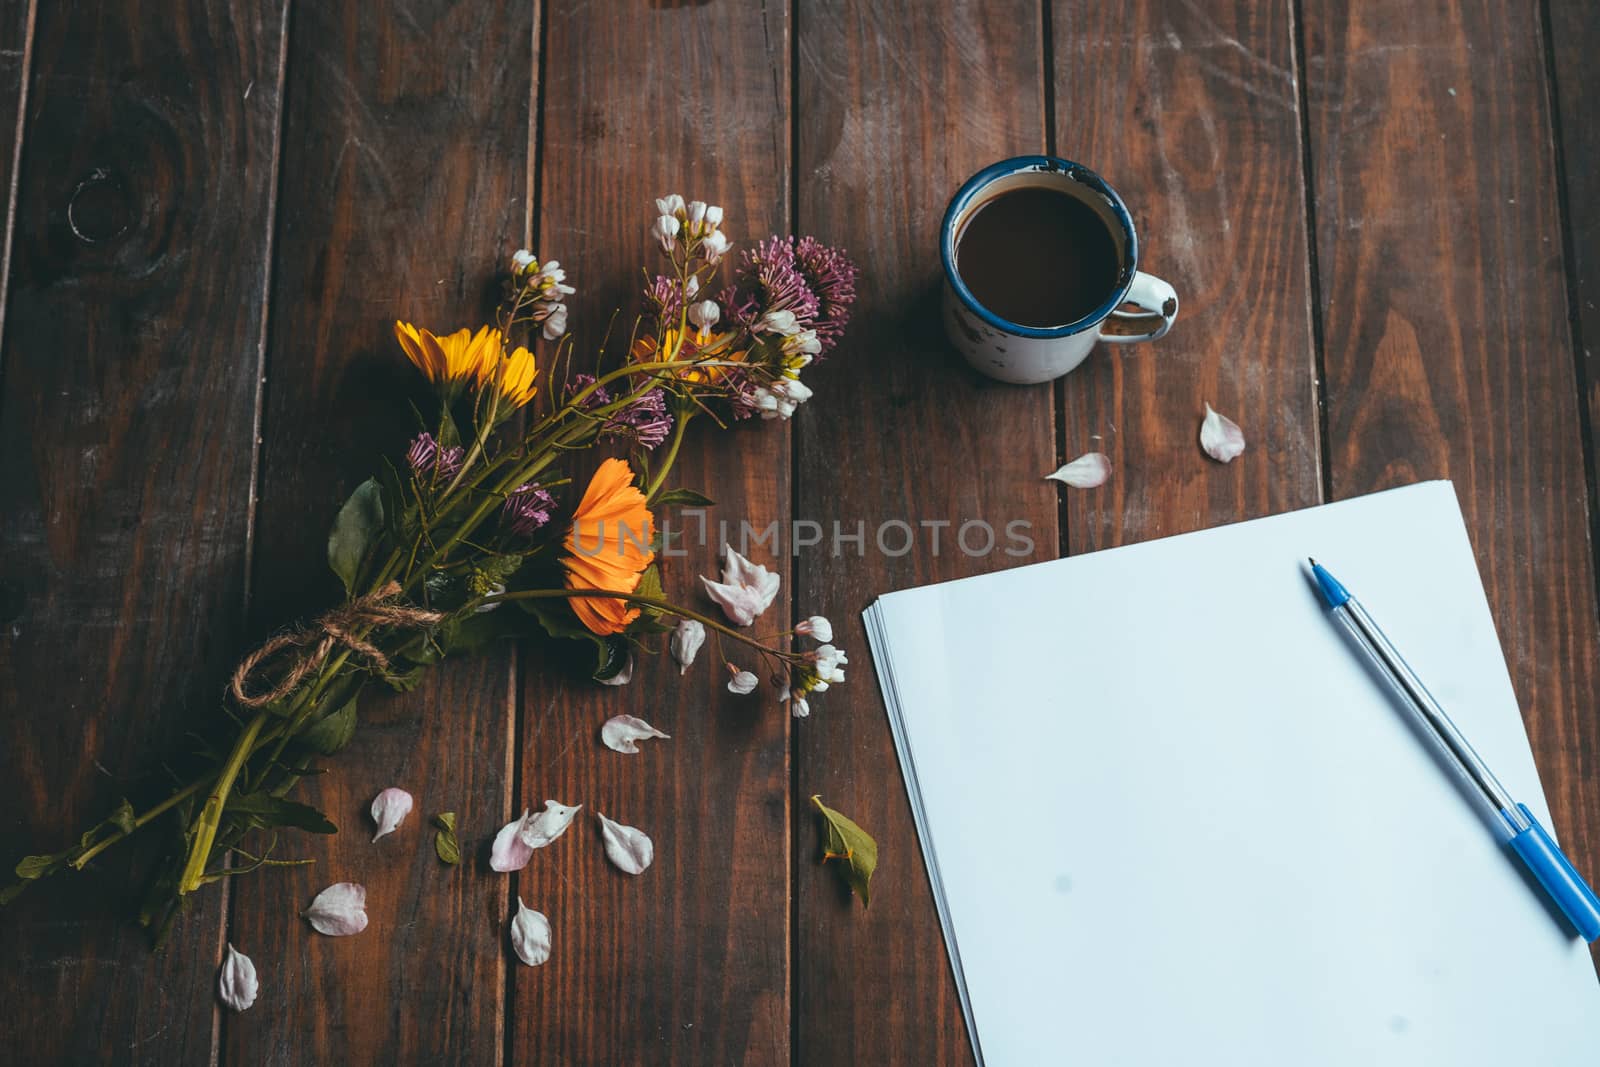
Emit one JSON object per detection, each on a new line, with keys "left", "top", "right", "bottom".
{"left": 865, "top": 482, "right": 1600, "bottom": 1066}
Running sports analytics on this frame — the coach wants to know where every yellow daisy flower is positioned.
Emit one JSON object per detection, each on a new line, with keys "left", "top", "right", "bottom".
{"left": 395, "top": 321, "right": 502, "bottom": 393}
{"left": 495, "top": 343, "right": 538, "bottom": 409}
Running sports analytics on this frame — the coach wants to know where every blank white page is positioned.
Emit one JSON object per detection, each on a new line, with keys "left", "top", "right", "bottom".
{"left": 866, "top": 481, "right": 1600, "bottom": 1066}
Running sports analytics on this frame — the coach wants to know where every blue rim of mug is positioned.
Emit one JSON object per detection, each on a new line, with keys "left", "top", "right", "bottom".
{"left": 940, "top": 155, "right": 1139, "bottom": 339}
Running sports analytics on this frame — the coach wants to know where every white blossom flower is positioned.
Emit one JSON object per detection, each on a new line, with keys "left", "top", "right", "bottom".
{"left": 541, "top": 303, "right": 569, "bottom": 340}
{"left": 795, "top": 615, "right": 832, "bottom": 642}
{"left": 655, "top": 193, "right": 685, "bottom": 217}
{"left": 788, "top": 693, "right": 811, "bottom": 718}
{"left": 509, "top": 897, "right": 551, "bottom": 966}
{"left": 685, "top": 275, "right": 700, "bottom": 299}
{"left": 511, "top": 248, "right": 536, "bottom": 273}
{"left": 686, "top": 200, "right": 708, "bottom": 232}
{"left": 813, "top": 643, "right": 847, "bottom": 685}
{"left": 369, "top": 787, "right": 414, "bottom": 842}
{"left": 782, "top": 328, "right": 821, "bottom": 358}
{"left": 756, "top": 308, "right": 800, "bottom": 336}
{"left": 727, "top": 667, "right": 759, "bottom": 695}
{"left": 671, "top": 618, "right": 706, "bottom": 673}
{"left": 652, "top": 214, "right": 680, "bottom": 253}
{"left": 689, "top": 299, "right": 720, "bottom": 330}
{"left": 217, "top": 943, "right": 259, "bottom": 1012}
{"left": 752, "top": 377, "right": 814, "bottom": 421}
{"left": 700, "top": 547, "right": 781, "bottom": 626}
{"left": 701, "top": 229, "right": 730, "bottom": 263}
{"left": 704, "top": 204, "right": 724, "bottom": 229}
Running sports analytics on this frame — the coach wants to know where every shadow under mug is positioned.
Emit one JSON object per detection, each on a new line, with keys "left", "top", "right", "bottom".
{"left": 940, "top": 156, "right": 1178, "bottom": 385}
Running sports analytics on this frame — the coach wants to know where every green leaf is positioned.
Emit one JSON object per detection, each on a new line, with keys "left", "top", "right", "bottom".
{"left": 433, "top": 812, "right": 461, "bottom": 865}
{"left": 811, "top": 795, "right": 878, "bottom": 908}
{"left": 224, "top": 793, "right": 338, "bottom": 835}
{"left": 653, "top": 487, "right": 715, "bottom": 508}
{"left": 13, "top": 853, "right": 62, "bottom": 880}
{"left": 378, "top": 459, "right": 412, "bottom": 543}
{"left": 297, "top": 698, "right": 358, "bottom": 756}
{"left": 327, "top": 478, "right": 385, "bottom": 595}
{"left": 380, "top": 662, "right": 428, "bottom": 693}
{"left": 522, "top": 597, "right": 611, "bottom": 672}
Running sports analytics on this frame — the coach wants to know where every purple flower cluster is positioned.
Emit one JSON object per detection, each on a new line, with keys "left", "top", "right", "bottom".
{"left": 718, "top": 235, "right": 860, "bottom": 356}
{"left": 566, "top": 374, "right": 675, "bottom": 450}
{"left": 501, "top": 482, "right": 556, "bottom": 537}
{"left": 642, "top": 274, "right": 685, "bottom": 321}
{"left": 406, "top": 432, "right": 465, "bottom": 481}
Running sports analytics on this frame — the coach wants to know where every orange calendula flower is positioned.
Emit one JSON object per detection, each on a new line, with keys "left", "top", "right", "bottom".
{"left": 562, "top": 458, "right": 656, "bottom": 635}
{"left": 395, "top": 322, "right": 502, "bottom": 393}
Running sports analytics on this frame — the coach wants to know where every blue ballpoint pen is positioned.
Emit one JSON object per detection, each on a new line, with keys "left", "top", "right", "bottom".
{"left": 1309, "top": 558, "right": 1600, "bottom": 942}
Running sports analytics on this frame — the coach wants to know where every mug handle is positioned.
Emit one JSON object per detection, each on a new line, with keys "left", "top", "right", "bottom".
{"left": 1098, "top": 271, "right": 1178, "bottom": 344}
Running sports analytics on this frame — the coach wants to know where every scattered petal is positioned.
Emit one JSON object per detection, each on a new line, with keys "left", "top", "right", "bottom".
{"left": 509, "top": 897, "right": 552, "bottom": 966}
{"left": 727, "top": 668, "right": 759, "bottom": 695}
{"left": 597, "top": 812, "right": 654, "bottom": 875}
{"left": 700, "top": 548, "right": 781, "bottom": 626}
{"left": 303, "top": 882, "right": 368, "bottom": 936}
{"left": 1200, "top": 403, "right": 1246, "bottom": 463}
{"left": 520, "top": 799, "right": 582, "bottom": 850}
{"left": 1046, "top": 452, "right": 1111, "bottom": 489}
{"left": 491, "top": 809, "right": 536, "bottom": 872}
{"left": 369, "top": 787, "right": 414, "bottom": 842}
{"left": 217, "top": 943, "right": 258, "bottom": 1012}
{"left": 601, "top": 715, "right": 672, "bottom": 754}
{"left": 670, "top": 619, "right": 705, "bottom": 674}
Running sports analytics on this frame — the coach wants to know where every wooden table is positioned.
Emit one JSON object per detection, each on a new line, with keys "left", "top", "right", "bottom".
{"left": 2, "top": 0, "right": 1597, "bottom": 1063}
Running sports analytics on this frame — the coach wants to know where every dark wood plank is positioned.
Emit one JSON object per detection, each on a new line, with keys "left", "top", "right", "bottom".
{"left": 793, "top": 2, "right": 1056, "bottom": 1064}
{"left": 1549, "top": 1, "right": 1600, "bottom": 595}
{"left": 222, "top": 3, "right": 534, "bottom": 1064}
{"left": 511, "top": 3, "right": 791, "bottom": 1064}
{"left": 0, "top": 0, "right": 33, "bottom": 333}
{"left": 1054, "top": 0, "right": 1322, "bottom": 549}
{"left": 0, "top": 0, "right": 286, "bottom": 1061}
{"left": 1303, "top": 0, "right": 1600, "bottom": 954}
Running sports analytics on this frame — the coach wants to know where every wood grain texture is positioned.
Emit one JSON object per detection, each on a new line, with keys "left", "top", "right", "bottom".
{"left": 0, "top": 0, "right": 285, "bottom": 1062}
{"left": 1302, "top": 0, "right": 1600, "bottom": 957}
{"left": 793, "top": 2, "right": 1057, "bottom": 1064}
{"left": 1053, "top": 0, "right": 1322, "bottom": 549}
{"left": 510, "top": 3, "right": 792, "bottom": 1064}
{"left": 221, "top": 3, "right": 534, "bottom": 1064}
{"left": 0, "top": 0, "right": 32, "bottom": 336}
{"left": 1548, "top": 0, "right": 1600, "bottom": 602}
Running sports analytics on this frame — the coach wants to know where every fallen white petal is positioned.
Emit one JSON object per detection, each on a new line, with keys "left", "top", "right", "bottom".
{"left": 1200, "top": 403, "right": 1246, "bottom": 463}
{"left": 598, "top": 652, "right": 633, "bottom": 686}
{"left": 520, "top": 799, "right": 582, "bottom": 850}
{"left": 597, "top": 812, "right": 654, "bottom": 875}
{"left": 1046, "top": 452, "right": 1111, "bottom": 489}
{"left": 601, "top": 715, "right": 672, "bottom": 754}
{"left": 727, "top": 669, "right": 759, "bottom": 695}
{"left": 670, "top": 619, "right": 705, "bottom": 674}
{"left": 491, "top": 809, "right": 536, "bottom": 872}
{"left": 303, "top": 882, "right": 368, "bottom": 936}
{"left": 369, "top": 787, "right": 414, "bottom": 842}
{"left": 217, "top": 942, "right": 258, "bottom": 1012}
{"left": 509, "top": 897, "right": 552, "bottom": 967}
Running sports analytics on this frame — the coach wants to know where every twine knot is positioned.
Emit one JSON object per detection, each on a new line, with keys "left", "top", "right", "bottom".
{"left": 230, "top": 581, "right": 446, "bottom": 708}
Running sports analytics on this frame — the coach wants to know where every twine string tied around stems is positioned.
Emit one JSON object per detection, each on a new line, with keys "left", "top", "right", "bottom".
{"left": 229, "top": 581, "right": 444, "bottom": 708}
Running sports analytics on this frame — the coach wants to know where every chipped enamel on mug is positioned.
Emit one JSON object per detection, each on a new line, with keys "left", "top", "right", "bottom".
{"left": 941, "top": 156, "right": 1179, "bottom": 385}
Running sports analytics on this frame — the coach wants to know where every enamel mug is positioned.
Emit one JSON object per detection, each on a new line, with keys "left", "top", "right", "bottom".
{"left": 940, "top": 156, "right": 1178, "bottom": 385}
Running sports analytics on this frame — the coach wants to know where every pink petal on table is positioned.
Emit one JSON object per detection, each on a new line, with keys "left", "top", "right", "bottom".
{"left": 1046, "top": 452, "right": 1111, "bottom": 489}
{"left": 303, "top": 882, "right": 368, "bottom": 936}
{"left": 217, "top": 942, "right": 258, "bottom": 1012}
{"left": 600, "top": 715, "right": 672, "bottom": 754}
{"left": 597, "top": 812, "right": 654, "bottom": 875}
{"left": 1200, "top": 403, "right": 1246, "bottom": 463}
{"left": 491, "top": 809, "right": 537, "bottom": 872}
{"left": 369, "top": 787, "right": 414, "bottom": 842}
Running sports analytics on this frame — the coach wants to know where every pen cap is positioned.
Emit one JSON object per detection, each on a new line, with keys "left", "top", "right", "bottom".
{"left": 1506, "top": 804, "right": 1600, "bottom": 943}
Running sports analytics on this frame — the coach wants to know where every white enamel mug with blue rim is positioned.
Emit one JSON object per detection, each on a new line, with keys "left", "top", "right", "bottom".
{"left": 941, "top": 156, "right": 1179, "bottom": 385}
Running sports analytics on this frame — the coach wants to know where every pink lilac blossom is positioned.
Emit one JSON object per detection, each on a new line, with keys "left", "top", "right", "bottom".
{"left": 406, "top": 432, "right": 465, "bottom": 480}
{"left": 502, "top": 482, "right": 556, "bottom": 536}
{"left": 643, "top": 274, "right": 685, "bottom": 321}
{"left": 566, "top": 375, "right": 674, "bottom": 449}
{"left": 717, "top": 236, "right": 859, "bottom": 356}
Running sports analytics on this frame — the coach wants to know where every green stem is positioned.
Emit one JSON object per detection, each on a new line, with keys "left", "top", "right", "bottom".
{"left": 478, "top": 587, "right": 791, "bottom": 662}
{"left": 176, "top": 711, "right": 267, "bottom": 894}
{"left": 645, "top": 411, "right": 692, "bottom": 501}
{"left": 68, "top": 780, "right": 207, "bottom": 870}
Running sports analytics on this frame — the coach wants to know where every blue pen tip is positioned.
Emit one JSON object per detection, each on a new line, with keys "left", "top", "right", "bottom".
{"left": 1310, "top": 559, "right": 1352, "bottom": 608}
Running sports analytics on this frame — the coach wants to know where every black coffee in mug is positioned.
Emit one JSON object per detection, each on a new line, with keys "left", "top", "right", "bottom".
{"left": 954, "top": 186, "right": 1121, "bottom": 329}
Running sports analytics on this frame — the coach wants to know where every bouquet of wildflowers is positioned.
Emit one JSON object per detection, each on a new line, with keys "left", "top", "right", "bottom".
{"left": 4, "top": 194, "right": 865, "bottom": 940}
